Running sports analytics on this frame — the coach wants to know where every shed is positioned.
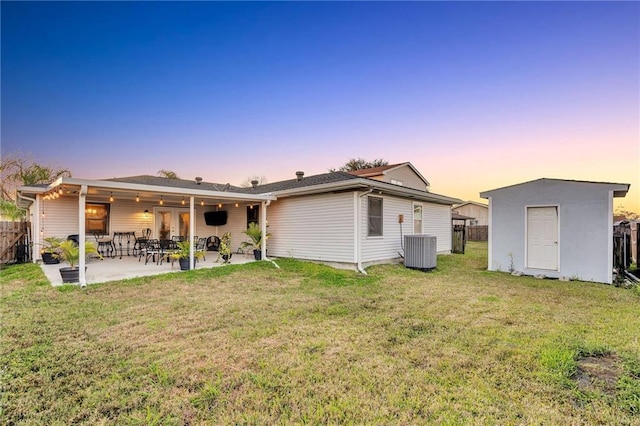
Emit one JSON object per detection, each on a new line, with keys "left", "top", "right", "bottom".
{"left": 480, "top": 178, "right": 630, "bottom": 284}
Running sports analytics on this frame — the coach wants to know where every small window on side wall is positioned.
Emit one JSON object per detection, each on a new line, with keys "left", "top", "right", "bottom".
{"left": 85, "top": 203, "right": 110, "bottom": 234}
{"left": 368, "top": 196, "right": 383, "bottom": 237}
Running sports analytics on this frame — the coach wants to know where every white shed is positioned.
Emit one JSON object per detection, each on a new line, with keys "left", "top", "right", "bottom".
{"left": 480, "top": 178, "right": 630, "bottom": 284}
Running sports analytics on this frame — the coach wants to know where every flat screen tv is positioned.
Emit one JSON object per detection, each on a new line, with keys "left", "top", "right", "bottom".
{"left": 204, "top": 211, "right": 228, "bottom": 226}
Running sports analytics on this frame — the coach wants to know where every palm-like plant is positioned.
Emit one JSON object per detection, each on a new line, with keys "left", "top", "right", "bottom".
{"left": 241, "top": 222, "right": 270, "bottom": 251}
{"left": 56, "top": 240, "right": 101, "bottom": 268}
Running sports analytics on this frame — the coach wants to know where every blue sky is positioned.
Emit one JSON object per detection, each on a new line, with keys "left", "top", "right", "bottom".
{"left": 2, "top": 2, "right": 638, "bottom": 210}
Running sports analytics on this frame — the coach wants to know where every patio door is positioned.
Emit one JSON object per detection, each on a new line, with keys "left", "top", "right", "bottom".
{"left": 154, "top": 208, "right": 190, "bottom": 240}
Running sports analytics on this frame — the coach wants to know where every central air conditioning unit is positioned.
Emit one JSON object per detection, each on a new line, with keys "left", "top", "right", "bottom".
{"left": 404, "top": 235, "right": 437, "bottom": 271}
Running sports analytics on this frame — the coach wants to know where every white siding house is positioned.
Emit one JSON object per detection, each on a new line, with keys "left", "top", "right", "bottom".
{"left": 480, "top": 178, "right": 630, "bottom": 284}
{"left": 18, "top": 162, "right": 461, "bottom": 284}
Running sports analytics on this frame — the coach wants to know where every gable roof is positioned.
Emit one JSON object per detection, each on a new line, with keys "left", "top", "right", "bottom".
{"left": 480, "top": 178, "right": 630, "bottom": 198}
{"left": 348, "top": 162, "right": 430, "bottom": 187}
{"left": 18, "top": 168, "right": 461, "bottom": 206}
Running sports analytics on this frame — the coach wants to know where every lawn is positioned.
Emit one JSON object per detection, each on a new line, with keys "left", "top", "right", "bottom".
{"left": 2, "top": 242, "right": 639, "bottom": 424}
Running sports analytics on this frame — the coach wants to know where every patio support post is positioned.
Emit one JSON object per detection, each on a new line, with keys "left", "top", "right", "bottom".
{"left": 79, "top": 185, "right": 87, "bottom": 287}
{"left": 261, "top": 201, "right": 268, "bottom": 260}
{"left": 189, "top": 196, "right": 195, "bottom": 270}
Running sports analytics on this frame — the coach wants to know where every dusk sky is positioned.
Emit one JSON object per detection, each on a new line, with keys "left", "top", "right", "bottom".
{"left": 2, "top": 2, "right": 638, "bottom": 211}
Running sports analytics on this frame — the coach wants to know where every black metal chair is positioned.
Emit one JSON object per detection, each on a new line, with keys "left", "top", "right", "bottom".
{"left": 93, "top": 231, "right": 114, "bottom": 258}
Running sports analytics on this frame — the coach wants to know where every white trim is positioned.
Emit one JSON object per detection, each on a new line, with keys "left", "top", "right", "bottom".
{"left": 412, "top": 202, "right": 423, "bottom": 234}
{"left": 607, "top": 191, "right": 614, "bottom": 283}
{"left": 189, "top": 197, "right": 195, "bottom": 270}
{"left": 487, "top": 197, "right": 492, "bottom": 270}
{"left": 524, "top": 204, "right": 560, "bottom": 272}
{"left": 27, "top": 177, "right": 275, "bottom": 201}
{"left": 79, "top": 185, "right": 87, "bottom": 287}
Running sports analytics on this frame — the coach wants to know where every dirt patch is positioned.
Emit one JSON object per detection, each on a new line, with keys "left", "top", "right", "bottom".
{"left": 575, "top": 353, "right": 622, "bottom": 395}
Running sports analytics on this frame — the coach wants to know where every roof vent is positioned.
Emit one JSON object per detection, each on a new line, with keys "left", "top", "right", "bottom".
{"left": 296, "top": 171, "right": 304, "bottom": 181}
{"left": 251, "top": 179, "right": 259, "bottom": 189}
{"left": 195, "top": 177, "right": 203, "bottom": 185}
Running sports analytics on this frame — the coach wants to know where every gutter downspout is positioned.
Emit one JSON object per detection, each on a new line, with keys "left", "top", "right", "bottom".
{"left": 79, "top": 185, "right": 87, "bottom": 288}
{"left": 261, "top": 200, "right": 270, "bottom": 261}
{"left": 356, "top": 189, "right": 374, "bottom": 274}
{"left": 18, "top": 193, "right": 39, "bottom": 263}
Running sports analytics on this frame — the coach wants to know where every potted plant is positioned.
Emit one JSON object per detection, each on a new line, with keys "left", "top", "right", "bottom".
{"left": 40, "top": 236, "right": 63, "bottom": 264}
{"left": 56, "top": 239, "right": 102, "bottom": 283}
{"left": 168, "top": 241, "right": 204, "bottom": 271}
{"left": 241, "top": 222, "right": 270, "bottom": 260}
{"left": 217, "top": 232, "right": 232, "bottom": 264}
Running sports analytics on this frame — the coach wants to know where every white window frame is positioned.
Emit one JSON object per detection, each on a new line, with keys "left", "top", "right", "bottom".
{"left": 367, "top": 196, "right": 383, "bottom": 237}
{"left": 413, "top": 203, "right": 423, "bottom": 234}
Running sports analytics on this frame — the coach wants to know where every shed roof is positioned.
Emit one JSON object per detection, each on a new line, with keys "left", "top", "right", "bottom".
{"left": 480, "top": 178, "right": 630, "bottom": 198}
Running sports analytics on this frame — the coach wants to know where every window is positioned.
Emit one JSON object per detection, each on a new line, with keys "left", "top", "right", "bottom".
{"left": 390, "top": 179, "right": 403, "bottom": 186}
{"left": 247, "top": 204, "right": 259, "bottom": 227}
{"left": 413, "top": 204, "right": 423, "bottom": 234}
{"left": 368, "top": 197, "right": 383, "bottom": 236}
{"left": 85, "top": 203, "right": 110, "bottom": 234}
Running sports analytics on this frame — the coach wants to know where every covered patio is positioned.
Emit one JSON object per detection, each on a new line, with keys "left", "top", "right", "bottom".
{"left": 18, "top": 175, "right": 275, "bottom": 287}
{"left": 40, "top": 248, "right": 259, "bottom": 286}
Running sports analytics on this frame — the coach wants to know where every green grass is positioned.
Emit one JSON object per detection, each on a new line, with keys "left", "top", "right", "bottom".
{"left": 1, "top": 242, "right": 639, "bottom": 424}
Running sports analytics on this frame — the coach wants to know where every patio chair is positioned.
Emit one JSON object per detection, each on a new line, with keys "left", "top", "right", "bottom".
{"left": 141, "top": 228, "right": 151, "bottom": 239}
{"left": 158, "top": 239, "right": 179, "bottom": 265}
{"left": 196, "top": 237, "right": 207, "bottom": 261}
{"left": 93, "top": 231, "right": 114, "bottom": 258}
{"left": 141, "top": 239, "right": 161, "bottom": 265}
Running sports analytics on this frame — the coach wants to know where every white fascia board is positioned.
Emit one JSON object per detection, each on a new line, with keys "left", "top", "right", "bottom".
{"left": 46, "top": 177, "right": 276, "bottom": 201}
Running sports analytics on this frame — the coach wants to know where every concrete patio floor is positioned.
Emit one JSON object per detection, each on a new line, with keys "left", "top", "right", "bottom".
{"left": 40, "top": 251, "right": 256, "bottom": 286}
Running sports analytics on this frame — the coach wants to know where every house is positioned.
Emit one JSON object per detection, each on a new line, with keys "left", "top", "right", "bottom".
{"left": 452, "top": 201, "right": 488, "bottom": 226}
{"left": 16, "top": 162, "right": 461, "bottom": 285}
{"left": 480, "top": 178, "right": 630, "bottom": 284}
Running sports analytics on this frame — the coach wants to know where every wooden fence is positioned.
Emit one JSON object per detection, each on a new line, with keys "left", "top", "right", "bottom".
{"left": 467, "top": 225, "right": 488, "bottom": 241}
{"left": 452, "top": 224, "right": 466, "bottom": 254}
{"left": 0, "top": 221, "right": 31, "bottom": 265}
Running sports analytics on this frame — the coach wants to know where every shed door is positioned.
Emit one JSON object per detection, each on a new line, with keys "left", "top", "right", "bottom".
{"left": 527, "top": 206, "right": 558, "bottom": 270}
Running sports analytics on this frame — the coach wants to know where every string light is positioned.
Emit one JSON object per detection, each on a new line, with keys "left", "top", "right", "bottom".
{"left": 159, "top": 196, "right": 164, "bottom": 205}
{"left": 181, "top": 197, "right": 185, "bottom": 205}
{"left": 218, "top": 203, "right": 222, "bottom": 208}
{"left": 109, "top": 192, "right": 114, "bottom": 202}
{"left": 200, "top": 199, "right": 204, "bottom": 206}
{"left": 235, "top": 202, "right": 239, "bottom": 208}
{"left": 136, "top": 193, "right": 140, "bottom": 202}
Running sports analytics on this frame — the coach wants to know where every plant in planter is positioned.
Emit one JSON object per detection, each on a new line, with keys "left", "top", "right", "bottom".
{"left": 55, "top": 239, "right": 102, "bottom": 284}
{"left": 217, "top": 232, "right": 232, "bottom": 264}
{"left": 168, "top": 241, "right": 204, "bottom": 271}
{"left": 40, "top": 236, "right": 64, "bottom": 264}
{"left": 241, "top": 222, "right": 270, "bottom": 260}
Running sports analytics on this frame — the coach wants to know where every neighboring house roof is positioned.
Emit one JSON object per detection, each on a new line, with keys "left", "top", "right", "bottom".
{"left": 348, "top": 162, "right": 431, "bottom": 187}
{"left": 452, "top": 201, "right": 488, "bottom": 209}
{"left": 452, "top": 212, "right": 475, "bottom": 221}
{"left": 480, "top": 178, "right": 630, "bottom": 198}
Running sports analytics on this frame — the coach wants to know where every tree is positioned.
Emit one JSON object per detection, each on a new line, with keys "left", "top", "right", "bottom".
{"left": 157, "top": 169, "right": 179, "bottom": 179}
{"left": 0, "top": 153, "right": 70, "bottom": 221}
{"left": 240, "top": 175, "right": 268, "bottom": 188}
{"left": 615, "top": 206, "right": 640, "bottom": 221}
{"left": 0, "top": 153, "right": 71, "bottom": 201}
{"left": 329, "top": 158, "right": 389, "bottom": 172}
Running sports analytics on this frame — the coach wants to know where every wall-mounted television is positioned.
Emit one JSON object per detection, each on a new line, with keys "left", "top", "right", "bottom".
{"left": 204, "top": 211, "right": 228, "bottom": 226}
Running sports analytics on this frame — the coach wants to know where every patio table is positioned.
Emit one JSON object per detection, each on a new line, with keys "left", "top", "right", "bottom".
{"left": 114, "top": 231, "right": 136, "bottom": 259}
